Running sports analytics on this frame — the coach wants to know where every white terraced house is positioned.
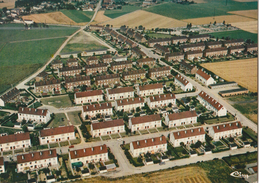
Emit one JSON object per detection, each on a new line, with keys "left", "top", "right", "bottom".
{"left": 74, "top": 90, "right": 103, "bottom": 104}
{"left": 17, "top": 149, "right": 58, "bottom": 173}
{"left": 195, "top": 69, "right": 216, "bottom": 86}
{"left": 146, "top": 93, "right": 176, "bottom": 108}
{"left": 129, "top": 114, "right": 161, "bottom": 132}
{"left": 170, "top": 127, "right": 205, "bottom": 147}
{"left": 164, "top": 111, "right": 197, "bottom": 128}
{"left": 82, "top": 102, "right": 113, "bottom": 118}
{"left": 0, "top": 132, "right": 31, "bottom": 152}
{"left": 0, "top": 157, "right": 5, "bottom": 174}
{"left": 91, "top": 119, "right": 125, "bottom": 137}
{"left": 69, "top": 145, "right": 108, "bottom": 166}
{"left": 174, "top": 74, "right": 193, "bottom": 91}
{"left": 106, "top": 86, "right": 135, "bottom": 101}
{"left": 39, "top": 126, "right": 76, "bottom": 145}
{"left": 197, "top": 91, "right": 227, "bottom": 117}
{"left": 115, "top": 97, "right": 145, "bottom": 112}
{"left": 136, "top": 83, "right": 163, "bottom": 97}
{"left": 18, "top": 107, "right": 51, "bottom": 123}
{"left": 207, "top": 121, "right": 242, "bottom": 141}
{"left": 130, "top": 136, "right": 167, "bottom": 157}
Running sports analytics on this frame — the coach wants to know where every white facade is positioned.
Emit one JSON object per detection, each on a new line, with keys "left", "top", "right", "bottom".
{"left": 74, "top": 91, "right": 103, "bottom": 104}
{"left": 129, "top": 114, "right": 161, "bottom": 132}
{"left": 164, "top": 111, "right": 197, "bottom": 128}
{"left": 136, "top": 85, "right": 163, "bottom": 97}
{"left": 18, "top": 108, "right": 51, "bottom": 123}
{"left": 82, "top": 103, "right": 113, "bottom": 118}
{"left": 115, "top": 98, "right": 145, "bottom": 112}
{"left": 174, "top": 76, "right": 193, "bottom": 91}
{"left": 91, "top": 119, "right": 125, "bottom": 137}
{"left": 195, "top": 72, "right": 216, "bottom": 86}
{"left": 0, "top": 158, "right": 5, "bottom": 174}
{"left": 106, "top": 88, "right": 135, "bottom": 101}
{"left": 146, "top": 94, "right": 176, "bottom": 108}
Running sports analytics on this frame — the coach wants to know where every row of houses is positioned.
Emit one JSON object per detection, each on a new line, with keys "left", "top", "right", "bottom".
{"left": 120, "top": 26, "right": 147, "bottom": 43}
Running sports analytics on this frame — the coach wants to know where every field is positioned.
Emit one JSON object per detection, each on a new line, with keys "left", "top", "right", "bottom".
{"left": 67, "top": 111, "right": 82, "bottom": 125}
{"left": 61, "top": 31, "right": 108, "bottom": 54}
{"left": 228, "top": 9, "right": 258, "bottom": 19}
{"left": 92, "top": 10, "right": 111, "bottom": 24}
{"left": 104, "top": 5, "right": 141, "bottom": 19}
{"left": 61, "top": 10, "right": 94, "bottom": 23}
{"left": 201, "top": 58, "right": 257, "bottom": 92}
{"left": 231, "top": 21, "right": 258, "bottom": 33}
{"left": 209, "top": 30, "right": 258, "bottom": 43}
{"left": 0, "top": 24, "right": 78, "bottom": 94}
{"left": 144, "top": 0, "right": 257, "bottom": 20}
{"left": 41, "top": 95, "right": 73, "bottom": 108}
{"left": 48, "top": 113, "right": 70, "bottom": 128}
{"left": 103, "top": 10, "right": 187, "bottom": 29}
{"left": 0, "top": 0, "right": 15, "bottom": 8}
{"left": 146, "top": 33, "right": 173, "bottom": 39}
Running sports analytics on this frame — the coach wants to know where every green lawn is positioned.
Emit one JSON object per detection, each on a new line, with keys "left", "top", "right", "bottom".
{"left": 61, "top": 43, "right": 108, "bottom": 53}
{"left": 0, "top": 111, "right": 10, "bottom": 120}
{"left": 48, "top": 113, "right": 70, "bottom": 128}
{"left": 204, "top": 114, "right": 235, "bottom": 124}
{"left": 104, "top": 5, "right": 141, "bottom": 18}
{"left": 61, "top": 10, "right": 94, "bottom": 23}
{"left": 41, "top": 96, "right": 73, "bottom": 108}
{"left": 0, "top": 127, "right": 21, "bottom": 134}
{"left": 146, "top": 33, "right": 172, "bottom": 39}
{"left": 209, "top": 30, "right": 258, "bottom": 43}
{"left": 67, "top": 111, "right": 82, "bottom": 125}
{"left": 145, "top": 0, "right": 257, "bottom": 20}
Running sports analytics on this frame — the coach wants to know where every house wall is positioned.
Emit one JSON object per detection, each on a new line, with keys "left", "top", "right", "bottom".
{"left": 146, "top": 98, "right": 176, "bottom": 108}
{"left": 115, "top": 102, "right": 144, "bottom": 112}
{"left": 0, "top": 139, "right": 31, "bottom": 152}
{"left": 208, "top": 126, "right": 242, "bottom": 141}
{"left": 18, "top": 111, "right": 51, "bottom": 123}
{"left": 91, "top": 125, "right": 125, "bottom": 137}
{"left": 170, "top": 133, "right": 205, "bottom": 147}
{"left": 82, "top": 108, "right": 113, "bottom": 118}
{"left": 164, "top": 115, "right": 197, "bottom": 128}
{"left": 69, "top": 152, "right": 108, "bottom": 164}
{"left": 129, "top": 119, "right": 161, "bottom": 132}
{"left": 129, "top": 142, "right": 167, "bottom": 157}
{"left": 106, "top": 91, "right": 134, "bottom": 101}
{"left": 39, "top": 132, "right": 76, "bottom": 145}
{"left": 75, "top": 94, "right": 103, "bottom": 104}
{"left": 137, "top": 87, "right": 163, "bottom": 97}
{"left": 174, "top": 78, "right": 193, "bottom": 91}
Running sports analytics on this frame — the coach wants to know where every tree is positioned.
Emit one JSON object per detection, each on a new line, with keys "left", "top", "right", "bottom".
{"left": 168, "top": 103, "right": 172, "bottom": 108}
{"left": 223, "top": 20, "right": 225, "bottom": 25}
{"left": 22, "top": 125, "right": 28, "bottom": 132}
{"left": 77, "top": 53, "right": 81, "bottom": 58}
{"left": 194, "top": 140, "right": 202, "bottom": 148}
{"left": 136, "top": 107, "right": 141, "bottom": 113}
{"left": 213, "top": 21, "right": 216, "bottom": 25}
{"left": 137, "top": 156, "right": 142, "bottom": 163}
{"left": 88, "top": 163, "right": 95, "bottom": 169}
{"left": 229, "top": 137, "right": 234, "bottom": 142}
{"left": 42, "top": 168, "right": 50, "bottom": 174}
{"left": 180, "top": 142, "right": 184, "bottom": 146}
{"left": 2, "top": 7, "right": 7, "bottom": 14}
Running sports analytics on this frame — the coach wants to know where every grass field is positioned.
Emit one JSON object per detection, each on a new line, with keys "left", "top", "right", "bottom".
{"left": 104, "top": 5, "right": 141, "bottom": 19}
{"left": 201, "top": 58, "right": 257, "bottom": 92}
{"left": 144, "top": 0, "right": 257, "bottom": 20}
{"left": 41, "top": 96, "right": 72, "bottom": 108}
{"left": 231, "top": 21, "right": 258, "bottom": 33}
{"left": 147, "top": 33, "right": 173, "bottom": 38}
{"left": 61, "top": 10, "right": 94, "bottom": 23}
{"left": 67, "top": 111, "right": 82, "bottom": 125}
{"left": 209, "top": 30, "right": 257, "bottom": 43}
{"left": 49, "top": 113, "right": 70, "bottom": 128}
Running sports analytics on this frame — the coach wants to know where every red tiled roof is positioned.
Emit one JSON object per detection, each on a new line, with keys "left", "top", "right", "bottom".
{"left": 92, "top": 119, "right": 124, "bottom": 130}
{"left": 204, "top": 47, "right": 228, "bottom": 53}
{"left": 83, "top": 102, "right": 112, "bottom": 112}
{"left": 67, "top": 58, "right": 78, "bottom": 63}
{"left": 85, "top": 63, "right": 108, "bottom": 69}
{"left": 95, "top": 74, "right": 120, "bottom": 81}
{"left": 107, "top": 86, "right": 134, "bottom": 94}
{"left": 149, "top": 66, "right": 171, "bottom": 73}
{"left": 131, "top": 114, "right": 161, "bottom": 125}
{"left": 122, "top": 69, "right": 146, "bottom": 76}
{"left": 18, "top": 107, "right": 48, "bottom": 116}
{"left": 110, "top": 60, "right": 132, "bottom": 66}
{"left": 88, "top": 56, "right": 98, "bottom": 61}
{"left": 225, "top": 39, "right": 244, "bottom": 44}
{"left": 173, "top": 127, "right": 205, "bottom": 139}
{"left": 116, "top": 97, "right": 144, "bottom": 106}
{"left": 35, "top": 79, "right": 61, "bottom": 87}
{"left": 175, "top": 74, "right": 190, "bottom": 86}
{"left": 149, "top": 93, "right": 176, "bottom": 102}
{"left": 102, "top": 55, "right": 112, "bottom": 59}
{"left": 212, "top": 121, "right": 242, "bottom": 133}
{"left": 70, "top": 145, "right": 107, "bottom": 159}
{"left": 0, "top": 87, "right": 20, "bottom": 102}
{"left": 59, "top": 66, "right": 82, "bottom": 72}
{"left": 207, "top": 41, "right": 222, "bottom": 46}
{"left": 65, "top": 75, "right": 90, "bottom": 83}
{"left": 137, "top": 58, "right": 155, "bottom": 63}
{"left": 167, "top": 111, "right": 197, "bottom": 121}
{"left": 40, "top": 126, "right": 74, "bottom": 137}
{"left": 138, "top": 83, "right": 163, "bottom": 91}
{"left": 196, "top": 69, "right": 211, "bottom": 80}
{"left": 0, "top": 157, "right": 3, "bottom": 166}
{"left": 132, "top": 136, "right": 166, "bottom": 149}
{"left": 75, "top": 90, "right": 102, "bottom": 98}
{"left": 17, "top": 149, "right": 57, "bottom": 164}
{"left": 185, "top": 50, "right": 203, "bottom": 55}
{"left": 181, "top": 42, "right": 205, "bottom": 49}
{"left": 0, "top": 132, "right": 30, "bottom": 144}
{"left": 198, "top": 91, "right": 224, "bottom": 111}
{"left": 189, "top": 34, "right": 210, "bottom": 39}
{"left": 52, "top": 60, "right": 62, "bottom": 64}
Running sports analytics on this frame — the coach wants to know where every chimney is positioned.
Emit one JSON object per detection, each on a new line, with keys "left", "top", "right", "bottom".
{"left": 229, "top": 123, "right": 232, "bottom": 126}
{"left": 139, "top": 98, "right": 141, "bottom": 101}
{"left": 185, "top": 130, "right": 187, "bottom": 134}
{"left": 199, "top": 128, "right": 201, "bottom": 132}
{"left": 191, "top": 129, "right": 193, "bottom": 133}
{"left": 22, "top": 108, "right": 24, "bottom": 111}
{"left": 29, "top": 108, "right": 31, "bottom": 111}
{"left": 152, "top": 138, "right": 154, "bottom": 142}
{"left": 92, "top": 147, "right": 94, "bottom": 151}
{"left": 133, "top": 98, "right": 134, "bottom": 101}
{"left": 145, "top": 140, "right": 147, "bottom": 143}
{"left": 223, "top": 124, "right": 226, "bottom": 128}
{"left": 87, "top": 106, "right": 88, "bottom": 109}
{"left": 99, "top": 104, "right": 101, "bottom": 107}
{"left": 171, "top": 94, "right": 172, "bottom": 97}
{"left": 177, "top": 132, "right": 180, "bottom": 135}
{"left": 42, "top": 110, "right": 43, "bottom": 114}
{"left": 159, "top": 95, "right": 161, "bottom": 98}
{"left": 74, "top": 151, "right": 77, "bottom": 155}
{"left": 40, "top": 152, "right": 42, "bottom": 156}
{"left": 93, "top": 105, "right": 95, "bottom": 108}
{"left": 160, "top": 137, "right": 162, "bottom": 141}
{"left": 100, "top": 146, "right": 103, "bottom": 150}
{"left": 107, "top": 103, "right": 108, "bottom": 106}
{"left": 153, "top": 96, "right": 155, "bottom": 100}
{"left": 127, "top": 99, "right": 128, "bottom": 102}
{"left": 22, "top": 155, "right": 24, "bottom": 160}
{"left": 83, "top": 149, "right": 86, "bottom": 153}
{"left": 49, "top": 150, "right": 52, "bottom": 155}
{"left": 236, "top": 122, "right": 239, "bottom": 126}
{"left": 137, "top": 141, "right": 139, "bottom": 145}
{"left": 217, "top": 126, "right": 219, "bottom": 129}
{"left": 32, "top": 153, "right": 34, "bottom": 157}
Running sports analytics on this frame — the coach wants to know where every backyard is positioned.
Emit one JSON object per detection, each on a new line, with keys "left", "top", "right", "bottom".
{"left": 41, "top": 95, "right": 73, "bottom": 108}
{"left": 48, "top": 113, "right": 70, "bottom": 128}
{"left": 67, "top": 111, "right": 82, "bottom": 125}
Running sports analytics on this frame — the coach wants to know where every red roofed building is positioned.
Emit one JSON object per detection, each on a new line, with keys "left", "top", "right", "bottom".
{"left": 74, "top": 90, "right": 103, "bottom": 104}
{"left": 91, "top": 119, "right": 125, "bottom": 137}
{"left": 82, "top": 102, "right": 112, "bottom": 118}
{"left": 34, "top": 79, "right": 61, "bottom": 93}
{"left": 101, "top": 55, "right": 113, "bottom": 63}
{"left": 170, "top": 127, "right": 205, "bottom": 147}
{"left": 18, "top": 107, "right": 51, "bottom": 123}
{"left": 106, "top": 86, "right": 134, "bottom": 101}
{"left": 69, "top": 145, "right": 108, "bottom": 165}
{"left": 195, "top": 69, "right": 216, "bottom": 86}
{"left": 17, "top": 149, "right": 58, "bottom": 172}
{"left": 137, "top": 83, "right": 163, "bottom": 97}
{"left": 129, "top": 114, "right": 161, "bottom": 132}
{"left": 0, "top": 132, "right": 31, "bottom": 152}
{"left": 39, "top": 126, "right": 75, "bottom": 145}
{"left": 208, "top": 121, "right": 242, "bottom": 140}
{"left": 0, "top": 157, "right": 5, "bottom": 173}
{"left": 197, "top": 91, "right": 227, "bottom": 117}
{"left": 174, "top": 74, "right": 193, "bottom": 91}
{"left": 164, "top": 111, "right": 197, "bottom": 128}
{"left": 115, "top": 97, "right": 145, "bottom": 112}
{"left": 65, "top": 75, "right": 91, "bottom": 91}
{"left": 146, "top": 93, "right": 176, "bottom": 108}
{"left": 87, "top": 56, "right": 99, "bottom": 65}
{"left": 130, "top": 136, "right": 167, "bottom": 157}
{"left": 137, "top": 58, "right": 156, "bottom": 67}
{"left": 148, "top": 66, "right": 171, "bottom": 78}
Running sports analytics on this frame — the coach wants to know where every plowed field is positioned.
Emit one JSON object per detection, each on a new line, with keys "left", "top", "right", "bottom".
{"left": 228, "top": 9, "right": 258, "bottom": 19}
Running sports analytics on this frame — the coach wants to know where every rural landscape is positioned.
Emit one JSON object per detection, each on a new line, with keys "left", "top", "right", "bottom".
{"left": 0, "top": 0, "right": 257, "bottom": 182}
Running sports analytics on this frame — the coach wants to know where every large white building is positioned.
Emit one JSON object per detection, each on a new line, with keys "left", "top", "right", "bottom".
{"left": 69, "top": 145, "right": 108, "bottom": 166}
{"left": 74, "top": 90, "right": 103, "bottom": 104}
{"left": 207, "top": 121, "right": 242, "bottom": 141}
{"left": 106, "top": 86, "right": 135, "bottom": 101}
{"left": 164, "top": 111, "right": 197, "bottom": 128}
{"left": 91, "top": 119, "right": 125, "bottom": 137}
{"left": 0, "top": 132, "right": 31, "bottom": 152}
{"left": 174, "top": 74, "right": 193, "bottom": 91}
{"left": 0, "top": 157, "right": 5, "bottom": 174}
{"left": 195, "top": 69, "right": 216, "bottom": 86}
{"left": 136, "top": 83, "right": 163, "bottom": 97}
{"left": 115, "top": 97, "right": 145, "bottom": 112}
{"left": 170, "top": 127, "right": 205, "bottom": 147}
{"left": 39, "top": 126, "right": 76, "bottom": 145}
{"left": 146, "top": 93, "right": 176, "bottom": 108}
{"left": 130, "top": 136, "right": 167, "bottom": 157}
{"left": 18, "top": 107, "right": 51, "bottom": 123}
{"left": 82, "top": 102, "right": 113, "bottom": 118}
{"left": 197, "top": 91, "right": 227, "bottom": 117}
{"left": 129, "top": 114, "right": 161, "bottom": 132}
{"left": 17, "top": 149, "right": 58, "bottom": 172}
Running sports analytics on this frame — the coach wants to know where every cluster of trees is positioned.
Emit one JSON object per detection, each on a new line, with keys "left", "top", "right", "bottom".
{"left": 15, "top": 0, "right": 62, "bottom": 8}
